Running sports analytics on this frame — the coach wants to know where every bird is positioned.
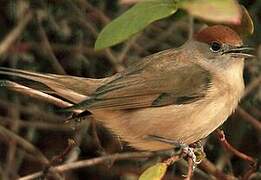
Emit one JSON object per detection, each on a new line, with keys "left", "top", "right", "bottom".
{"left": 0, "top": 25, "right": 253, "bottom": 152}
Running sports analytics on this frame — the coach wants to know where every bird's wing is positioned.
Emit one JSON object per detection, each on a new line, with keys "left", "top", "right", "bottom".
{"left": 66, "top": 49, "right": 211, "bottom": 111}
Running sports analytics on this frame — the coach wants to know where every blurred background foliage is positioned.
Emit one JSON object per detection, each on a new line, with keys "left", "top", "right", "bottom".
{"left": 0, "top": 0, "right": 260, "bottom": 179}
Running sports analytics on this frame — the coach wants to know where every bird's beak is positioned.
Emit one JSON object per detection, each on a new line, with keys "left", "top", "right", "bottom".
{"left": 222, "top": 46, "right": 255, "bottom": 59}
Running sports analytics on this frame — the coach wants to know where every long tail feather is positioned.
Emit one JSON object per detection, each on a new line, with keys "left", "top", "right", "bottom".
{"left": 0, "top": 67, "right": 90, "bottom": 103}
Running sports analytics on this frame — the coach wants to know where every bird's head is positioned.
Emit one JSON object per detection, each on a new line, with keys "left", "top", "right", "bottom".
{"left": 184, "top": 25, "right": 254, "bottom": 70}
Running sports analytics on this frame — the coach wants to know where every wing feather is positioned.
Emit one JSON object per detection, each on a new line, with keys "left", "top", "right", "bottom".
{"left": 66, "top": 49, "right": 211, "bottom": 110}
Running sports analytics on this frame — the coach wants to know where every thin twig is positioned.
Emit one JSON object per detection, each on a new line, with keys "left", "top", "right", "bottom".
{"left": 20, "top": 149, "right": 180, "bottom": 180}
{"left": 15, "top": 128, "right": 36, "bottom": 173}
{"left": 215, "top": 129, "right": 256, "bottom": 167}
{"left": 143, "top": 23, "right": 177, "bottom": 50}
{"left": 0, "top": 122, "right": 63, "bottom": 180}
{"left": 42, "top": 140, "right": 75, "bottom": 179}
{"left": 0, "top": 100, "right": 63, "bottom": 122}
{"left": 242, "top": 166, "right": 257, "bottom": 180}
{"left": 199, "top": 159, "right": 234, "bottom": 180}
{"left": 4, "top": 97, "right": 20, "bottom": 179}
{"left": 237, "top": 106, "right": 261, "bottom": 131}
{"left": 66, "top": 0, "right": 124, "bottom": 72}
{"left": 0, "top": 11, "right": 32, "bottom": 57}
{"left": 184, "top": 158, "right": 194, "bottom": 180}
{"left": 19, "top": 151, "right": 162, "bottom": 180}
{"left": 0, "top": 125, "right": 49, "bottom": 165}
{"left": 36, "top": 13, "right": 66, "bottom": 75}
{"left": 242, "top": 75, "right": 261, "bottom": 99}
{"left": 84, "top": 1, "right": 110, "bottom": 25}
{"left": 164, "top": 155, "right": 181, "bottom": 166}
{"left": 23, "top": 42, "right": 100, "bottom": 56}
{"left": 105, "top": 49, "right": 125, "bottom": 72}
{"left": 51, "top": 139, "right": 77, "bottom": 165}
{"left": 178, "top": 159, "right": 210, "bottom": 179}
{"left": 65, "top": 122, "right": 90, "bottom": 163}
{"left": 118, "top": 35, "right": 139, "bottom": 63}
{"left": 66, "top": 0, "right": 99, "bottom": 37}
{"left": 0, "top": 164, "right": 9, "bottom": 180}
{"left": 0, "top": 116, "right": 72, "bottom": 131}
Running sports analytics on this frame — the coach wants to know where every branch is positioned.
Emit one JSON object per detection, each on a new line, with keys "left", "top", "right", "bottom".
{"left": 215, "top": 129, "right": 256, "bottom": 166}
{"left": 36, "top": 13, "right": 66, "bottom": 75}
{"left": 242, "top": 75, "right": 261, "bottom": 99}
{"left": 199, "top": 159, "right": 234, "bottom": 180}
{"left": 0, "top": 125, "right": 49, "bottom": 165}
{"left": 4, "top": 97, "right": 20, "bottom": 178}
{"left": 0, "top": 116, "right": 72, "bottom": 131}
{"left": 19, "top": 151, "right": 159, "bottom": 180}
{"left": 237, "top": 106, "right": 261, "bottom": 131}
{"left": 0, "top": 124, "right": 65, "bottom": 180}
{"left": 184, "top": 158, "right": 194, "bottom": 180}
{"left": 0, "top": 11, "right": 32, "bottom": 56}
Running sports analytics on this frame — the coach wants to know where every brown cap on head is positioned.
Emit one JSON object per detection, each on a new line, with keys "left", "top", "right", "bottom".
{"left": 194, "top": 25, "right": 243, "bottom": 46}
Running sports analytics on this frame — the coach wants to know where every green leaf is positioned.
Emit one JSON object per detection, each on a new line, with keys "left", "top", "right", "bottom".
{"left": 95, "top": 0, "right": 177, "bottom": 50}
{"left": 179, "top": 0, "right": 241, "bottom": 24}
{"left": 139, "top": 163, "right": 168, "bottom": 180}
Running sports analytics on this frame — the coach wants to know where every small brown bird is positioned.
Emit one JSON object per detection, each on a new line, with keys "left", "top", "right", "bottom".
{"left": 0, "top": 25, "right": 253, "bottom": 151}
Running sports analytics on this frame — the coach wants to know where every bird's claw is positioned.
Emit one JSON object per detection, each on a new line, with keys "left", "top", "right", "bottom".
{"left": 145, "top": 135, "right": 205, "bottom": 170}
{"left": 180, "top": 143, "right": 203, "bottom": 170}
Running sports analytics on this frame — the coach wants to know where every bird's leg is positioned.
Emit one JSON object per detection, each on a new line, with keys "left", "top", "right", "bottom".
{"left": 185, "top": 141, "right": 205, "bottom": 169}
{"left": 146, "top": 135, "right": 205, "bottom": 169}
{"left": 173, "top": 140, "right": 205, "bottom": 171}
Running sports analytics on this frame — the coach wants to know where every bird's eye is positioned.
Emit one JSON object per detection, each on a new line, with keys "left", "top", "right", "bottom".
{"left": 210, "top": 41, "right": 222, "bottom": 52}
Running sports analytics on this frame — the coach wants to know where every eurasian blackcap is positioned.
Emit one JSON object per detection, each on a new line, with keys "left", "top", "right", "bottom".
{"left": 0, "top": 25, "right": 253, "bottom": 151}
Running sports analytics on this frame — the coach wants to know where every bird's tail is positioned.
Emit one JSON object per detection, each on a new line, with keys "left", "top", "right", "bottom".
{"left": 0, "top": 67, "right": 105, "bottom": 103}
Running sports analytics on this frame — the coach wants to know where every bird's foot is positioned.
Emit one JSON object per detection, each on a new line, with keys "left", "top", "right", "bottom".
{"left": 179, "top": 141, "right": 205, "bottom": 170}
{"left": 146, "top": 135, "right": 205, "bottom": 169}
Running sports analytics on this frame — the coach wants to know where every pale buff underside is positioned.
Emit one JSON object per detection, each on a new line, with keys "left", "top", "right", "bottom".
{"left": 91, "top": 62, "right": 245, "bottom": 151}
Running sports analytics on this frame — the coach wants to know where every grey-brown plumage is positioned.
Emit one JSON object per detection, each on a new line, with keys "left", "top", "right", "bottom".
{"left": 69, "top": 49, "right": 211, "bottom": 110}
{"left": 0, "top": 25, "right": 252, "bottom": 151}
